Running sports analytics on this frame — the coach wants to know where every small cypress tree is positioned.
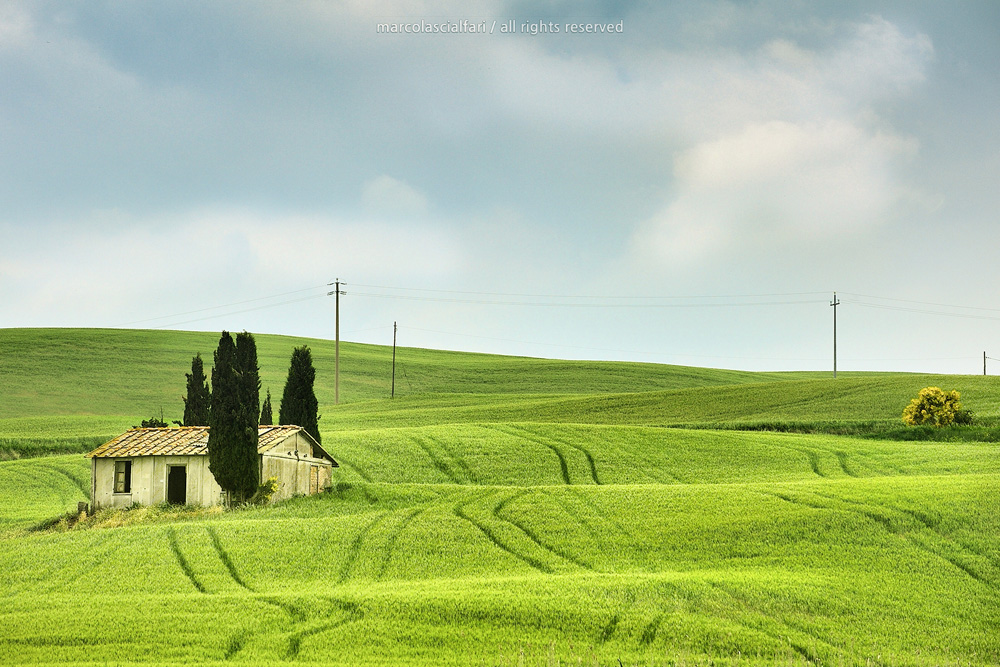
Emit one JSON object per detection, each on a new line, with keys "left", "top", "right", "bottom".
{"left": 278, "top": 345, "right": 321, "bottom": 444}
{"left": 260, "top": 388, "right": 273, "bottom": 426}
{"left": 208, "top": 331, "right": 260, "bottom": 504}
{"left": 182, "top": 353, "right": 211, "bottom": 426}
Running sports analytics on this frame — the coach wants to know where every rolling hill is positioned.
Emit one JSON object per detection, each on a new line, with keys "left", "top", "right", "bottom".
{"left": 1, "top": 328, "right": 998, "bottom": 665}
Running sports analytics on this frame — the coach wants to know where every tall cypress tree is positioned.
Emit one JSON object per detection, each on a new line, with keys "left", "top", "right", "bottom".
{"left": 233, "top": 331, "right": 260, "bottom": 501}
{"left": 260, "top": 388, "right": 273, "bottom": 426}
{"left": 208, "top": 331, "right": 261, "bottom": 504}
{"left": 208, "top": 332, "right": 238, "bottom": 502}
{"left": 278, "top": 345, "right": 321, "bottom": 444}
{"left": 182, "top": 353, "right": 211, "bottom": 426}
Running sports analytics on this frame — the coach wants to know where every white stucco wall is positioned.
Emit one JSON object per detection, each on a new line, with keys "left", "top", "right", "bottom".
{"left": 90, "top": 440, "right": 333, "bottom": 509}
{"left": 91, "top": 455, "right": 222, "bottom": 510}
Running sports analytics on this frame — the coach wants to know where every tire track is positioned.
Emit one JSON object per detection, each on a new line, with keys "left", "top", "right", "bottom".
{"left": 703, "top": 580, "right": 832, "bottom": 666}
{"left": 412, "top": 436, "right": 462, "bottom": 483}
{"left": 331, "top": 454, "right": 373, "bottom": 483}
{"left": 494, "top": 491, "right": 594, "bottom": 571}
{"left": 537, "top": 427, "right": 602, "bottom": 485}
{"left": 638, "top": 614, "right": 661, "bottom": 646}
{"left": 338, "top": 512, "right": 391, "bottom": 583}
{"left": 453, "top": 492, "right": 552, "bottom": 573}
{"left": 207, "top": 526, "right": 251, "bottom": 591}
{"left": 284, "top": 616, "right": 357, "bottom": 660}
{"left": 497, "top": 425, "right": 572, "bottom": 484}
{"left": 597, "top": 614, "right": 619, "bottom": 644}
{"left": 167, "top": 527, "right": 206, "bottom": 594}
{"left": 812, "top": 492, "right": 997, "bottom": 587}
{"left": 37, "top": 463, "right": 90, "bottom": 497}
{"left": 834, "top": 451, "right": 859, "bottom": 477}
{"left": 252, "top": 597, "right": 361, "bottom": 660}
{"left": 426, "top": 434, "right": 479, "bottom": 484}
{"left": 375, "top": 507, "right": 425, "bottom": 580}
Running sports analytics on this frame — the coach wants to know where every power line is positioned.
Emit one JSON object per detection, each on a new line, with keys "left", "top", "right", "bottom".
{"left": 841, "top": 292, "right": 1000, "bottom": 314}
{"left": 120, "top": 284, "right": 329, "bottom": 326}
{"left": 350, "top": 291, "right": 822, "bottom": 308}
{"left": 146, "top": 293, "right": 329, "bottom": 329}
{"left": 848, "top": 300, "right": 1000, "bottom": 322}
{"left": 353, "top": 282, "right": 828, "bottom": 301}
{"left": 399, "top": 325, "right": 825, "bottom": 362}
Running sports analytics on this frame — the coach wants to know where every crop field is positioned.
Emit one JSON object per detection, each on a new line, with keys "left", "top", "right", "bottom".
{"left": 1, "top": 328, "right": 998, "bottom": 665}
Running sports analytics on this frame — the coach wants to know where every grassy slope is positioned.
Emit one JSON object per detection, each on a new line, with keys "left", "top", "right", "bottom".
{"left": 2, "top": 328, "right": 1000, "bottom": 665}
{"left": 2, "top": 454, "right": 998, "bottom": 665}
{"left": 4, "top": 328, "right": 999, "bottom": 444}
{"left": 0, "top": 327, "right": 812, "bottom": 419}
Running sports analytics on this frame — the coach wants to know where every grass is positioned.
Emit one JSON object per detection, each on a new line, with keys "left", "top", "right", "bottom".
{"left": 2, "top": 327, "right": 1000, "bottom": 665}
{"left": 0, "top": 327, "right": 823, "bottom": 420}
{"left": 3, "top": 475, "right": 998, "bottom": 665}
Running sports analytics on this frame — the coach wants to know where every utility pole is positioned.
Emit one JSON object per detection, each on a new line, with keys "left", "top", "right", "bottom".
{"left": 985, "top": 351, "right": 988, "bottom": 376}
{"left": 831, "top": 292, "right": 840, "bottom": 379}
{"left": 328, "top": 279, "right": 346, "bottom": 404}
{"left": 392, "top": 322, "right": 397, "bottom": 399}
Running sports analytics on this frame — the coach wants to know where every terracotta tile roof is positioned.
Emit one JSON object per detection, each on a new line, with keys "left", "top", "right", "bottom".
{"left": 87, "top": 425, "right": 328, "bottom": 460}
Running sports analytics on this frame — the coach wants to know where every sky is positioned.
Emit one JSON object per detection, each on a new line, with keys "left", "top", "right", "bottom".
{"left": 2, "top": 0, "right": 1000, "bottom": 374}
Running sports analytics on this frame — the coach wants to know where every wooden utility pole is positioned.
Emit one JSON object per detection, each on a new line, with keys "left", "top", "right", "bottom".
{"left": 831, "top": 292, "right": 840, "bottom": 379}
{"left": 985, "top": 351, "right": 988, "bottom": 376}
{"left": 328, "top": 279, "right": 346, "bottom": 404}
{"left": 392, "top": 322, "right": 397, "bottom": 399}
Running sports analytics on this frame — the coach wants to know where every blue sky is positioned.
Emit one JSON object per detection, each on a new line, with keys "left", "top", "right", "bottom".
{"left": 3, "top": 1, "right": 999, "bottom": 373}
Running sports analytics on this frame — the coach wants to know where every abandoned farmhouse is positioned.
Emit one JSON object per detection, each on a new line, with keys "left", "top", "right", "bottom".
{"left": 86, "top": 425, "right": 337, "bottom": 510}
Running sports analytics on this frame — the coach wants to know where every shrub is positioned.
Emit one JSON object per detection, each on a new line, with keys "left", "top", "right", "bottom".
{"left": 249, "top": 477, "right": 279, "bottom": 505}
{"left": 902, "top": 387, "right": 963, "bottom": 427}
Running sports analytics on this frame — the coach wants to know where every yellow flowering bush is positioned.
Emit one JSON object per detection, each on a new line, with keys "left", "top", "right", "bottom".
{"left": 902, "top": 386, "right": 962, "bottom": 427}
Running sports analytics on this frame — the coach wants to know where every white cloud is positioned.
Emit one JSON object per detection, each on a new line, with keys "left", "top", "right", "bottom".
{"left": 0, "top": 209, "right": 465, "bottom": 328}
{"left": 361, "top": 175, "right": 429, "bottom": 217}
{"left": 629, "top": 15, "right": 932, "bottom": 270}
{"left": 632, "top": 119, "right": 918, "bottom": 268}
{"left": 826, "top": 15, "right": 934, "bottom": 97}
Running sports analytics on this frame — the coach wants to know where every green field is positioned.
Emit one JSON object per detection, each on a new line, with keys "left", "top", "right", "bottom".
{"left": 1, "top": 328, "right": 998, "bottom": 665}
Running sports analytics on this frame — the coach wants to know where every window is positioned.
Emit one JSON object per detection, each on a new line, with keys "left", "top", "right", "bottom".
{"left": 114, "top": 460, "right": 132, "bottom": 494}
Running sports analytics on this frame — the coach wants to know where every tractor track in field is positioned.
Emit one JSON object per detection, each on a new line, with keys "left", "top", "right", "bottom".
{"left": 331, "top": 454, "right": 373, "bottom": 483}
{"left": 540, "top": 431, "right": 602, "bottom": 485}
{"left": 283, "top": 614, "right": 358, "bottom": 660}
{"left": 542, "top": 488, "right": 609, "bottom": 557}
{"left": 833, "top": 451, "right": 860, "bottom": 477}
{"left": 704, "top": 578, "right": 865, "bottom": 666}
{"left": 338, "top": 511, "right": 391, "bottom": 583}
{"left": 492, "top": 425, "right": 572, "bottom": 484}
{"left": 425, "top": 434, "right": 480, "bottom": 484}
{"left": 494, "top": 490, "right": 595, "bottom": 572}
{"left": 376, "top": 507, "right": 425, "bottom": 580}
{"left": 243, "top": 597, "right": 360, "bottom": 661}
{"left": 812, "top": 491, "right": 998, "bottom": 588}
{"left": 771, "top": 489, "right": 996, "bottom": 588}
{"left": 412, "top": 436, "right": 463, "bottom": 484}
{"left": 638, "top": 613, "right": 662, "bottom": 646}
{"left": 453, "top": 492, "right": 552, "bottom": 573}
{"left": 167, "top": 527, "right": 206, "bottom": 594}
{"left": 207, "top": 525, "right": 252, "bottom": 591}
{"left": 35, "top": 463, "right": 90, "bottom": 497}
{"left": 509, "top": 424, "right": 603, "bottom": 485}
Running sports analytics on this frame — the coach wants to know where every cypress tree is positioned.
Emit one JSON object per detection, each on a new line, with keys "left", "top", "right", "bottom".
{"left": 208, "top": 331, "right": 260, "bottom": 504}
{"left": 278, "top": 345, "right": 321, "bottom": 444}
{"left": 208, "top": 332, "right": 238, "bottom": 502}
{"left": 233, "top": 331, "right": 260, "bottom": 501}
{"left": 182, "top": 353, "right": 211, "bottom": 426}
{"left": 260, "top": 388, "right": 273, "bottom": 426}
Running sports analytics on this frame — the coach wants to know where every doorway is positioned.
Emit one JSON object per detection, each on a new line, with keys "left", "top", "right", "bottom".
{"left": 167, "top": 466, "right": 187, "bottom": 505}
